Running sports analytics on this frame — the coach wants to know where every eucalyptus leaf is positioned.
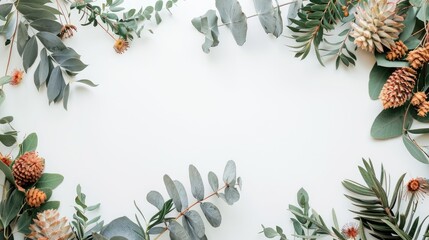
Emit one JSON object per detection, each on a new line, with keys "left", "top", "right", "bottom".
{"left": 30, "top": 19, "right": 62, "bottom": 34}
{"left": 200, "top": 202, "right": 221, "bottom": 227}
{"left": 164, "top": 175, "right": 183, "bottom": 212}
{"left": 369, "top": 63, "right": 394, "bottom": 100}
{"left": 399, "top": 7, "right": 417, "bottom": 42}
{"left": 20, "top": 132, "right": 38, "bottom": 154}
{"left": 47, "top": 66, "right": 65, "bottom": 102}
{"left": 0, "top": 160, "right": 15, "bottom": 184}
{"left": 174, "top": 180, "right": 189, "bottom": 211}
{"left": 0, "top": 4, "right": 12, "bottom": 19}
{"left": 0, "top": 76, "right": 11, "bottom": 86}
{"left": 0, "top": 116, "right": 13, "bottom": 124}
{"left": 63, "top": 83, "right": 70, "bottom": 110}
{"left": 147, "top": 191, "right": 165, "bottom": 210}
{"left": 1, "top": 190, "right": 25, "bottom": 227}
{"left": 38, "top": 48, "right": 50, "bottom": 86}
{"left": 223, "top": 160, "right": 236, "bottom": 185}
{"left": 191, "top": 10, "right": 220, "bottom": 53}
{"left": 0, "top": 90, "right": 5, "bottom": 106}
{"left": 37, "top": 201, "right": 60, "bottom": 211}
{"left": 16, "top": 21, "right": 29, "bottom": 56}
{"left": 189, "top": 165, "right": 204, "bottom": 201}
{"left": 215, "top": 0, "right": 247, "bottom": 45}
{"left": 60, "top": 58, "right": 88, "bottom": 72}
{"left": 76, "top": 79, "right": 98, "bottom": 87}
{"left": 253, "top": 0, "right": 283, "bottom": 37}
{"left": 36, "top": 32, "right": 66, "bottom": 52}
{"left": 371, "top": 107, "right": 410, "bottom": 139}
{"left": 35, "top": 173, "right": 64, "bottom": 189}
{"left": 22, "top": 36, "right": 38, "bottom": 72}
{"left": 184, "top": 210, "right": 205, "bottom": 238}
{"left": 402, "top": 134, "right": 429, "bottom": 164}
{"left": 168, "top": 220, "right": 191, "bottom": 240}
{"left": 224, "top": 186, "right": 240, "bottom": 205}
{"left": 0, "top": 134, "right": 15, "bottom": 147}
{"left": 287, "top": 0, "right": 302, "bottom": 25}
{"left": 16, "top": 210, "right": 32, "bottom": 234}
{"left": 375, "top": 53, "right": 408, "bottom": 68}
{"left": 101, "top": 216, "right": 142, "bottom": 240}
{"left": 208, "top": 171, "right": 219, "bottom": 192}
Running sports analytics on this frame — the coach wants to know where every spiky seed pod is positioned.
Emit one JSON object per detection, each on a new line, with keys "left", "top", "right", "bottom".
{"left": 418, "top": 101, "right": 429, "bottom": 117}
{"left": 26, "top": 188, "right": 47, "bottom": 208}
{"left": 407, "top": 44, "right": 429, "bottom": 69}
{"left": 379, "top": 67, "right": 417, "bottom": 109}
{"left": 386, "top": 40, "right": 408, "bottom": 60}
{"left": 12, "top": 152, "right": 45, "bottom": 187}
{"left": 350, "top": 0, "right": 404, "bottom": 53}
{"left": 27, "top": 209, "right": 74, "bottom": 240}
{"left": 411, "top": 92, "right": 427, "bottom": 106}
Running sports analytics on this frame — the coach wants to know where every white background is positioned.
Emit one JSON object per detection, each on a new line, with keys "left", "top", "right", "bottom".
{"left": 2, "top": 0, "right": 429, "bottom": 239}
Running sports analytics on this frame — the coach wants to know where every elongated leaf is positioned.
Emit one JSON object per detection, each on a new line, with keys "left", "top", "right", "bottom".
{"left": 147, "top": 191, "right": 164, "bottom": 210}
{"left": 287, "top": 0, "right": 302, "bottom": 25}
{"left": 30, "top": 19, "right": 62, "bottom": 34}
{"left": 36, "top": 31, "right": 66, "bottom": 52}
{"left": 16, "top": 210, "right": 32, "bottom": 234}
{"left": 174, "top": 180, "right": 188, "bottom": 211}
{"left": 101, "top": 216, "right": 142, "bottom": 240}
{"left": 253, "top": 0, "right": 282, "bottom": 37}
{"left": 38, "top": 48, "right": 49, "bottom": 85}
{"left": 168, "top": 220, "right": 191, "bottom": 240}
{"left": 215, "top": 0, "right": 247, "bottom": 45}
{"left": 0, "top": 116, "right": 13, "bottom": 124}
{"left": 0, "top": 160, "right": 15, "bottom": 184}
{"left": 20, "top": 132, "right": 38, "bottom": 154}
{"left": 22, "top": 36, "right": 38, "bottom": 71}
{"left": 224, "top": 186, "right": 240, "bottom": 205}
{"left": 35, "top": 173, "right": 64, "bottom": 189}
{"left": 223, "top": 160, "right": 236, "bottom": 185}
{"left": 371, "top": 107, "right": 410, "bottom": 139}
{"left": 402, "top": 134, "right": 429, "bottom": 164}
{"left": 200, "top": 202, "right": 221, "bottom": 227}
{"left": 191, "top": 10, "right": 219, "bottom": 53}
{"left": 185, "top": 210, "right": 205, "bottom": 238}
{"left": 208, "top": 171, "right": 219, "bottom": 192}
{"left": 164, "top": 175, "right": 182, "bottom": 212}
{"left": 1, "top": 190, "right": 25, "bottom": 227}
{"left": 60, "top": 58, "right": 88, "bottom": 72}
{"left": 0, "top": 134, "right": 15, "bottom": 147}
{"left": 189, "top": 165, "right": 204, "bottom": 201}
{"left": 76, "top": 79, "right": 98, "bottom": 87}
{"left": 47, "top": 66, "right": 65, "bottom": 102}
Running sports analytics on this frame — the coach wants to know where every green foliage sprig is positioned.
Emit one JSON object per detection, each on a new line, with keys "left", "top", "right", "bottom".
{"left": 262, "top": 159, "right": 429, "bottom": 240}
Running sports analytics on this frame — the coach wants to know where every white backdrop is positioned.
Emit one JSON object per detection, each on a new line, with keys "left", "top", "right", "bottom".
{"left": 2, "top": 0, "right": 429, "bottom": 239}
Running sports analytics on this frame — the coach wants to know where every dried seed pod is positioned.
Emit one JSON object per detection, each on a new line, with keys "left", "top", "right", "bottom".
{"left": 379, "top": 67, "right": 417, "bottom": 109}
{"left": 26, "top": 188, "right": 47, "bottom": 208}
{"left": 12, "top": 152, "right": 45, "bottom": 187}
{"left": 386, "top": 41, "right": 408, "bottom": 60}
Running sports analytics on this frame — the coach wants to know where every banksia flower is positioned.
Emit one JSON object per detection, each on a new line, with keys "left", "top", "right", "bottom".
{"left": 406, "top": 177, "right": 429, "bottom": 200}
{"left": 26, "top": 188, "right": 47, "bottom": 208}
{"left": 386, "top": 41, "right": 408, "bottom": 60}
{"left": 379, "top": 67, "right": 417, "bottom": 109}
{"left": 407, "top": 44, "right": 429, "bottom": 69}
{"left": 27, "top": 209, "right": 74, "bottom": 240}
{"left": 417, "top": 101, "right": 429, "bottom": 117}
{"left": 342, "top": 222, "right": 359, "bottom": 240}
{"left": 0, "top": 153, "right": 12, "bottom": 167}
{"left": 10, "top": 69, "right": 24, "bottom": 86}
{"left": 411, "top": 92, "right": 427, "bottom": 106}
{"left": 12, "top": 152, "right": 45, "bottom": 187}
{"left": 113, "top": 38, "right": 129, "bottom": 54}
{"left": 350, "top": 0, "right": 404, "bottom": 53}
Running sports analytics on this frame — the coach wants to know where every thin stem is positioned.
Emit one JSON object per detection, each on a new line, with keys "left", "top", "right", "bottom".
{"left": 55, "top": 0, "right": 68, "bottom": 25}
{"left": 81, "top": 8, "right": 117, "bottom": 40}
{"left": 153, "top": 185, "right": 228, "bottom": 240}
{"left": 4, "top": 10, "right": 19, "bottom": 78}
{"left": 217, "top": 0, "right": 297, "bottom": 27}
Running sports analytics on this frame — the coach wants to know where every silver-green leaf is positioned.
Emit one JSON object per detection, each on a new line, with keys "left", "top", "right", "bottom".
{"left": 215, "top": 0, "right": 247, "bottom": 46}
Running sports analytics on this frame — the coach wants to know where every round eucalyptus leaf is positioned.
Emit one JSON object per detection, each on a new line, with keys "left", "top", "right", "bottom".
{"left": 200, "top": 202, "right": 222, "bottom": 227}
{"left": 371, "top": 107, "right": 410, "bottom": 140}
{"left": 189, "top": 165, "right": 204, "bottom": 201}
{"left": 222, "top": 160, "right": 236, "bottom": 185}
{"left": 168, "top": 220, "right": 191, "bottom": 240}
{"left": 146, "top": 190, "right": 164, "bottom": 210}
{"left": 163, "top": 175, "right": 182, "bottom": 212}
{"left": 208, "top": 171, "right": 219, "bottom": 192}
{"left": 184, "top": 210, "right": 205, "bottom": 238}
{"left": 215, "top": 0, "right": 247, "bottom": 45}
{"left": 191, "top": 10, "right": 220, "bottom": 53}
{"left": 174, "top": 180, "right": 188, "bottom": 211}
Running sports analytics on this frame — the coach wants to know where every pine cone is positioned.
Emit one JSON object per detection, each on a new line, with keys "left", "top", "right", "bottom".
{"left": 386, "top": 41, "right": 408, "bottom": 60}
{"left": 0, "top": 153, "right": 12, "bottom": 167}
{"left": 12, "top": 152, "right": 45, "bottom": 187}
{"left": 26, "top": 188, "right": 47, "bottom": 208}
{"left": 407, "top": 44, "right": 429, "bottom": 69}
{"left": 411, "top": 92, "right": 427, "bottom": 106}
{"left": 379, "top": 67, "right": 417, "bottom": 109}
{"left": 351, "top": 0, "right": 404, "bottom": 52}
{"left": 27, "top": 209, "right": 74, "bottom": 240}
{"left": 418, "top": 101, "right": 429, "bottom": 117}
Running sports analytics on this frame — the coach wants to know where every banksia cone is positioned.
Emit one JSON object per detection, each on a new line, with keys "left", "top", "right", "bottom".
{"left": 12, "top": 152, "right": 45, "bottom": 187}
{"left": 411, "top": 92, "right": 427, "bottom": 106}
{"left": 26, "top": 188, "right": 47, "bottom": 208}
{"left": 350, "top": 0, "right": 404, "bottom": 53}
{"left": 418, "top": 101, "right": 429, "bottom": 117}
{"left": 407, "top": 44, "right": 429, "bottom": 69}
{"left": 27, "top": 209, "right": 74, "bottom": 240}
{"left": 379, "top": 67, "right": 417, "bottom": 109}
{"left": 386, "top": 41, "right": 408, "bottom": 60}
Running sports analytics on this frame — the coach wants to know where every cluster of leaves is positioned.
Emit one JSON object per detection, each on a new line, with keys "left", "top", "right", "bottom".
{"left": 90, "top": 160, "right": 242, "bottom": 240}
{"left": 369, "top": 0, "right": 429, "bottom": 164}
{"left": 0, "top": 116, "right": 17, "bottom": 147}
{"left": 262, "top": 159, "right": 429, "bottom": 240}
{"left": 72, "top": 185, "right": 104, "bottom": 240}
{"left": 71, "top": 0, "right": 180, "bottom": 40}
{"left": 192, "top": 0, "right": 285, "bottom": 53}
{"left": 262, "top": 188, "right": 364, "bottom": 240}
{"left": 0, "top": 132, "right": 64, "bottom": 240}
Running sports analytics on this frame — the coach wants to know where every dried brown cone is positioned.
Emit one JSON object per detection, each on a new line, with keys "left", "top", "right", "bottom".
{"left": 26, "top": 188, "right": 47, "bottom": 208}
{"left": 12, "top": 152, "right": 45, "bottom": 187}
{"left": 407, "top": 44, "right": 429, "bottom": 69}
{"left": 411, "top": 92, "right": 427, "bottom": 106}
{"left": 27, "top": 209, "right": 74, "bottom": 240}
{"left": 386, "top": 41, "right": 408, "bottom": 60}
{"left": 418, "top": 101, "right": 429, "bottom": 117}
{"left": 379, "top": 67, "right": 417, "bottom": 109}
